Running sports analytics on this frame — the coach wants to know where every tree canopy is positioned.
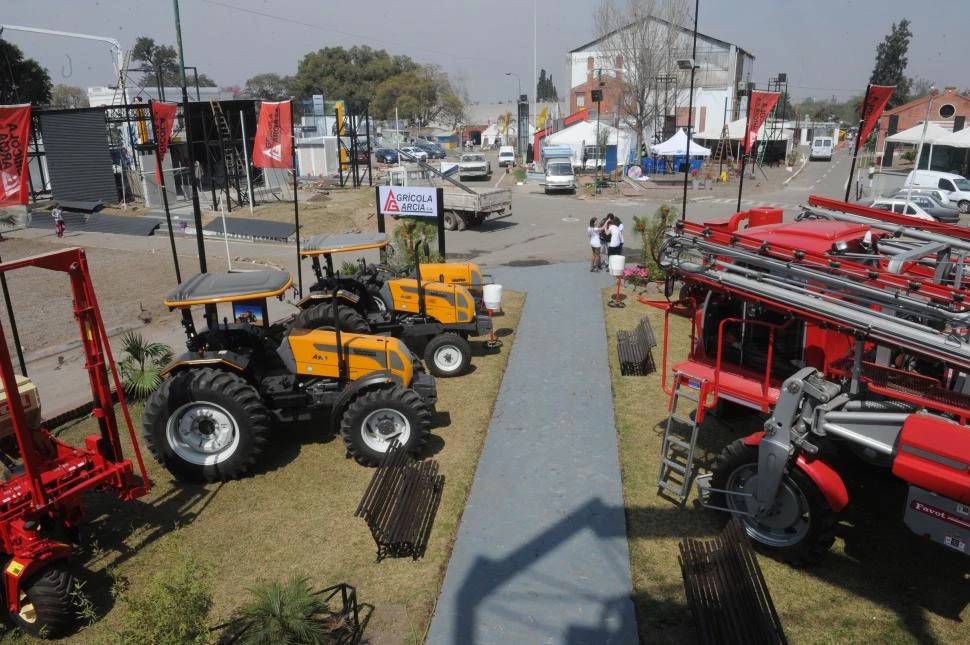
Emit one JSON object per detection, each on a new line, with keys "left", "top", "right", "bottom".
{"left": 0, "top": 40, "right": 52, "bottom": 106}
{"left": 50, "top": 84, "right": 90, "bottom": 109}
{"left": 243, "top": 73, "right": 294, "bottom": 100}
{"left": 130, "top": 36, "right": 217, "bottom": 88}
{"left": 536, "top": 69, "right": 558, "bottom": 102}
{"left": 869, "top": 19, "right": 912, "bottom": 109}
{"left": 292, "top": 45, "right": 418, "bottom": 103}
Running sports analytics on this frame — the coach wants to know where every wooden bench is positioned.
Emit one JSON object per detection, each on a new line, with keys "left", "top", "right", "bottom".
{"left": 617, "top": 317, "right": 657, "bottom": 375}
{"left": 355, "top": 441, "right": 444, "bottom": 561}
{"left": 678, "top": 518, "right": 787, "bottom": 645}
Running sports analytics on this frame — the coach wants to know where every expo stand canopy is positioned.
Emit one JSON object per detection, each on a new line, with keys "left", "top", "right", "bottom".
{"left": 650, "top": 128, "right": 711, "bottom": 157}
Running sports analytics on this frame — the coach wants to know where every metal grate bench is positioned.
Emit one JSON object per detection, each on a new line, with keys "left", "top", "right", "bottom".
{"left": 678, "top": 518, "right": 787, "bottom": 645}
{"left": 617, "top": 317, "right": 657, "bottom": 375}
{"left": 355, "top": 441, "right": 444, "bottom": 561}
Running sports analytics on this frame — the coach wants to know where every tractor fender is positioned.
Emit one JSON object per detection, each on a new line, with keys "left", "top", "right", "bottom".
{"left": 296, "top": 289, "right": 360, "bottom": 310}
{"left": 743, "top": 432, "right": 849, "bottom": 512}
{"left": 329, "top": 370, "right": 401, "bottom": 425}
{"left": 160, "top": 351, "right": 250, "bottom": 378}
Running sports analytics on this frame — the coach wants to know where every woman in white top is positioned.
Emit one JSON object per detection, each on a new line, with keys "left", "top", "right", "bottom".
{"left": 603, "top": 214, "right": 624, "bottom": 256}
{"left": 587, "top": 217, "right": 603, "bottom": 271}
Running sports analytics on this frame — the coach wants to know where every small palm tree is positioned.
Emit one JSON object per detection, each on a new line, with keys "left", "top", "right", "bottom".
{"left": 235, "top": 576, "right": 331, "bottom": 645}
{"left": 117, "top": 332, "right": 173, "bottom": 400}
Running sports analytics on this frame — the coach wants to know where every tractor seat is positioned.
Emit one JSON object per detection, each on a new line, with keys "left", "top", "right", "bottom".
{"left": 165, "top": 271, "right": 292, "bottom": 307}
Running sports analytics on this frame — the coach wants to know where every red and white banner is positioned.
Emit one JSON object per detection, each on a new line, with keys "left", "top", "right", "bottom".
{"left": 745, "top": 91, "right": 781, "bottom": 154}
{"left": 253, "top": 100, "right": 293, "bottom": 169}
{"left": 151, "top": 101, "right": 178, "bottom": 184}
{"left": 0, "top": 105, "right": 32, "bottom": 208}
{"left": 858, "top": 84, "right": 896, "bottom": 146}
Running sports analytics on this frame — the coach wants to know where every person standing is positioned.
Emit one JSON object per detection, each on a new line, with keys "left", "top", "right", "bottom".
{"left": 52, "top": 203, "right": 65, "bottom": 238}
{"left": 603, "top": 213, "right": 624, "bottom": 256}
{"left": 587, "top": 217, "right": 603, "bottom": 271}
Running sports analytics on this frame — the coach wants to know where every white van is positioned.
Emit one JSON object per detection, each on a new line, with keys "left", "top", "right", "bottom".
{"left": 904, "top": 170, "right": 970, "bottom": 214}
{"left": 544, "top": 158, "right": 576, "bottom": 194}
{"left": 498, "top": 146, "right": 516, "bottom": 167}
{"left": 809, "top": 137, "right": 834, "bottom": 161}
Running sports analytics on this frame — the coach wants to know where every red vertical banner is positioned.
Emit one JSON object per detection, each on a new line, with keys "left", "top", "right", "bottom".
{"left": 0, "top": 105, "right": 32, "bottom": 208}
{"left": 745, "top": 91, "right": 781, "bottom": 154}
{"left": 151, "top": 101, "right": 179, "bottom": 184}
{"left": 252, "top": 100, "right": 293, "bottom": 169}
{"left": 858, "top": 84, "right": 895, "bottom": 146}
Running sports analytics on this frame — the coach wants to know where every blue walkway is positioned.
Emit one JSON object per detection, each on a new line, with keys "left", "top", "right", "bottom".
{"left": 426, "top": 262, "right": 637, "bottom": 644}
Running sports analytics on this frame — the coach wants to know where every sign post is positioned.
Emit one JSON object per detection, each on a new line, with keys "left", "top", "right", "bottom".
{"left": 375, "top": 186, "right": 446, "bottom": 256}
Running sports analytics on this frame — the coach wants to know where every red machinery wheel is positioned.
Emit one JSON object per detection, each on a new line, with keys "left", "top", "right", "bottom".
{"left": 9, "top": 563, "right": 75, "bottom": 637}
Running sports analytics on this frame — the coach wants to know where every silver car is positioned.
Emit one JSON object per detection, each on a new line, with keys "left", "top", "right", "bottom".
{"left": 399, "top": 146, "right": 429, "bottom": 162}
{"left": 888, "top": 190, "right": 960, "bottom": 223}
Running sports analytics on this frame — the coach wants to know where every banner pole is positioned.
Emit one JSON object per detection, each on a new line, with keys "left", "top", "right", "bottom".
{"left": 845, "top": 84, "right": 872, "bottom": 202}
{"left": 289, "top": 100, "right": 303, "bottom": 297}
{"left": 736, "top": 97, "right": 752, "bottom": 213}
{"left": 240, "top": 110, "right": 256, "bottom": 221}
{"left": 149, "top": 100, "right": 182, "bottom": 284}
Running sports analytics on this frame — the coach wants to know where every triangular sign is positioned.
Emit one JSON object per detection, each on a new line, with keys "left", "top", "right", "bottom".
{"left": 383, "top": 190, "right": 401, "bottom": 213}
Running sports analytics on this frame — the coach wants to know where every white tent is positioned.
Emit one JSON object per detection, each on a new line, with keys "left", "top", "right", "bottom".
{"left": 933, "top": 127, "right": 970, "bottom": 149}
{"left": 885, "top": 122, "right": 952, "bottom": 145}
{"left": 544, "top": 120, "right": 633, "bottom": 169}
{"left": 650, "top": 128, "right": 711, "bottom": 156}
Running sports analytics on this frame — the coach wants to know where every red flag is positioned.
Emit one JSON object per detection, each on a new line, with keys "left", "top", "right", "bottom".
{"left": 0, "top": 105, "right": 32, "bottom": 208}
{"left": 858, "top": 84, "right": 895, "bottom": 146}
{"left": 253, "top": 101, "right": 293, "bottom": 169}
{"left": 745, "top": 91, "right": 781, "bottom": 154}
{"left": 151, "top": 101, "right": 178, "bottom": 184}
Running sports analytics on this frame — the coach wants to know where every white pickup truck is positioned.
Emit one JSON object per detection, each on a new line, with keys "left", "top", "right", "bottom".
{"left": 458, "top": 153, "right": 492, "bottom": 181}
{"left": 386, "top": 164, "right": 512, "bottom": 230}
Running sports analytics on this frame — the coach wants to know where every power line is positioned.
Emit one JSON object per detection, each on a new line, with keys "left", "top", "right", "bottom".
{"left": 199, "top": 0, "right": 517, "bottom": 68}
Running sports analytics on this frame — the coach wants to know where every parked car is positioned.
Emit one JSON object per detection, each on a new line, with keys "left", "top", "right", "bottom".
{"left": 891, "top": 187, "right": 955, "bottom": 208}
{"left": 459, "top": 153, "right": 491, "bottom": 181}
{"left": 886, "top": 191, "right": 960, "bottom": 223}
{"left": 868, "top": 198, "right": 936, "bottom": 222}
{"left": 354, "top": 147, "right": 371, "bottom": 164}
{"left": 399, "top": 146, "right": 429, "bottom": 162}
{"left": 416, "top": 141, "right": 446, "bottom": 159}
{"left": 904, "top": 170, "right": 970, "bottom": 213}
{"left": 498, "top": 145, "right": 516, "bottom": 167}
{"left": 375, "top": 148, "right": 399, "bottom": 164}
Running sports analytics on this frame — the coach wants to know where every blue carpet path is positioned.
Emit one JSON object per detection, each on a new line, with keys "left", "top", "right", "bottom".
{"left": 426, "top": 262, "right": 638, "bottom": 644}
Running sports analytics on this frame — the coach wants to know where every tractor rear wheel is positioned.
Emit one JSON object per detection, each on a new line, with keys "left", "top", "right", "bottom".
{"left": 340, "top": 385, "right": 431, "bottom": 466}
{"left": 293, "top": 302, "right": 370, "bottom": 333}
{"left": 710, "top": 439, "right": 837, "bottom": 566}
{"left": 10, "top": 564, "right": 74, "bottom": 637}
{"left": 423, "top": 333, "right": 471, "bottom": 377}
{"left": 143, "top": 368, "right": 271, "bottom": 483}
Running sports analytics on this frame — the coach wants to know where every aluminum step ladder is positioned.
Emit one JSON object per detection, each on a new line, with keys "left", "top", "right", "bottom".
{"left": 657, "top": 373, "right": 706, "bottom": 505}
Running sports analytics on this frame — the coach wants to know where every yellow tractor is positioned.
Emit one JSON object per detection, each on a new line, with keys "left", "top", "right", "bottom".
{"left": 142, "top": 269, "right": 437, "bottom": 482}
{"left": 297, "top": 233, "right": 495, "bottom": 377}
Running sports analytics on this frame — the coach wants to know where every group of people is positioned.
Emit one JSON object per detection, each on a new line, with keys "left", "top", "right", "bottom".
{"left": 587, "top": 213, "right": 624, "bottom": 272}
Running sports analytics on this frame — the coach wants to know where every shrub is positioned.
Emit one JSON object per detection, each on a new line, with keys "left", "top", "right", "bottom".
{"left": 117, "top": 332, "right": 174, "bottom": 400}
{"left": 232, "top": 576, "right": 332, "bottom": 645}
{"left": 633, "top": 204, "right": 678, "bottom": 282}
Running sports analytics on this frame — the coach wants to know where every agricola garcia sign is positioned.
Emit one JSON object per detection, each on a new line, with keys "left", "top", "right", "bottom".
{"left": 377, "top": 186, "right": 438, "bottom": 218}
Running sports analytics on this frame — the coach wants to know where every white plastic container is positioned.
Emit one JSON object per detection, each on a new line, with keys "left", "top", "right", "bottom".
{"left": 609, "top": 255, "right": 626, "bottom": 277}
{"left": 483, "top": 284, "right": 503, "bottom": 310}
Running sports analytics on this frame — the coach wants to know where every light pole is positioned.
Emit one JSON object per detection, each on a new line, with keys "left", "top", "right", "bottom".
{"left": 679, "top": 0, "right": 699, "bottom": 221}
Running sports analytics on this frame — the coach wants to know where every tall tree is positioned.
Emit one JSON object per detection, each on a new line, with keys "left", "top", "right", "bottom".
{"left": 868, "top": 19, "right": 912, "bottom": 109}
{"left": 0, "top": 40, "right": 52, "bottom": 105}
{"left": 594, "top": 0, "right": 689, "bottom": 153}
{"left": 50, "top": 84, "right": 90, "bottom": 109}
{"left": 243, "top": 73, "right": 294, "bottom": 100}
{"left": 536, "top": 69, "right": 559, "bottom": 102}
{"left": 130, "top": 36, "right": 216, "bottom": 89}
{"left": 293, "top": 45, "right": 418, "bottom": 103}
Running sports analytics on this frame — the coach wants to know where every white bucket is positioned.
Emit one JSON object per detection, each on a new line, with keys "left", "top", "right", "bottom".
{"left": 483, "top": 284, "right": 503, "bottom": 310}
{"left": 609, "top": 255, "right": 626, "bottom": 277}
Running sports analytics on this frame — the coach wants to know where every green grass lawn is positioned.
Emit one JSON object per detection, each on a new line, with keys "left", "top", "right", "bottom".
{"left": 604, "top": 283, "right": 970, "bottom": 645}
{"left": 2, "top": 291, "right": 523, "bottom": 644}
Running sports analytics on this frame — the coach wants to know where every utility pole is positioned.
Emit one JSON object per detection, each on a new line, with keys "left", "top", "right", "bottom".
{"left": 592, "top": 71, "right": 603, "bottom": 195}
{"left": 680, "top": 0, "right": 699, "bottom": 221}
{"left": 172, "top": 0, "right": 207, "bottom": 274}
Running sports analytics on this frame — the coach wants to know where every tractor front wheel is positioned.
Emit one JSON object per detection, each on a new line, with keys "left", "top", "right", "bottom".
{"left": 10, "top": 564, "right": 75, "bottom": 638}
{"left": 340, "top": 385, "right": 431, "bottom": 466}
{"left": 293, "top": 302, "right": 370, "bottom": 333}
{"left": 709, "top": 439, "right": 837, "bottom": 566}
{"left": 423, "top": 333, "right": 471, "bottom": 377}
{"left": 143, "top": 368, "right": 271, "bottom": 483}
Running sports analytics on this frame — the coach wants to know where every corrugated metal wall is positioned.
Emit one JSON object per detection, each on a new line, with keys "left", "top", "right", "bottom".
{"left": 39, "top": 110, "right": 118, "bottom": 203}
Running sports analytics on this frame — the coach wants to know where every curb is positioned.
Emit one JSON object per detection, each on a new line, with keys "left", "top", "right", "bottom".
{"left": 24, "top": 323, "right": 145, "bottom": 364}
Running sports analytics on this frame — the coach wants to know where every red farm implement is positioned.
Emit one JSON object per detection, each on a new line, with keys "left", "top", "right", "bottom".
{"left": 647, "top": 198, "right": 970, "bottom": 564}
{"left": 0, "top": 248, "right": 150, "bottom": 636}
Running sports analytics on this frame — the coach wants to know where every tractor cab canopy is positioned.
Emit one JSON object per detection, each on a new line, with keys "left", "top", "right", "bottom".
{"left": 165, "top": 270, "right": 293, "bottom": 308}
{"left": 301, "top": 233, "right": 390, "bottom": 258}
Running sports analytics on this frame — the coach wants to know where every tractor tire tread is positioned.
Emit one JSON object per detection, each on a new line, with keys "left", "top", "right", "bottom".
{"left": 339, "top": 385, "right": 431, "bottom": 466}
{"left": 423, "top": 332, "right": 472, "bottom": 377}
{"left": 293, "top": 302, "right": 370, "bottom": 333}
{"left": 11, "top": 564, "right": 75, "bottom": 637}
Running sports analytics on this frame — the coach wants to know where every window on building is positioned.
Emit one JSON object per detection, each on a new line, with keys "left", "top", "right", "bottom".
{"left": 939, "top": 104, "right": 956, "bottom": 119}
{"left": 576, "top": 93, "right": 586, "bottom": 107}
